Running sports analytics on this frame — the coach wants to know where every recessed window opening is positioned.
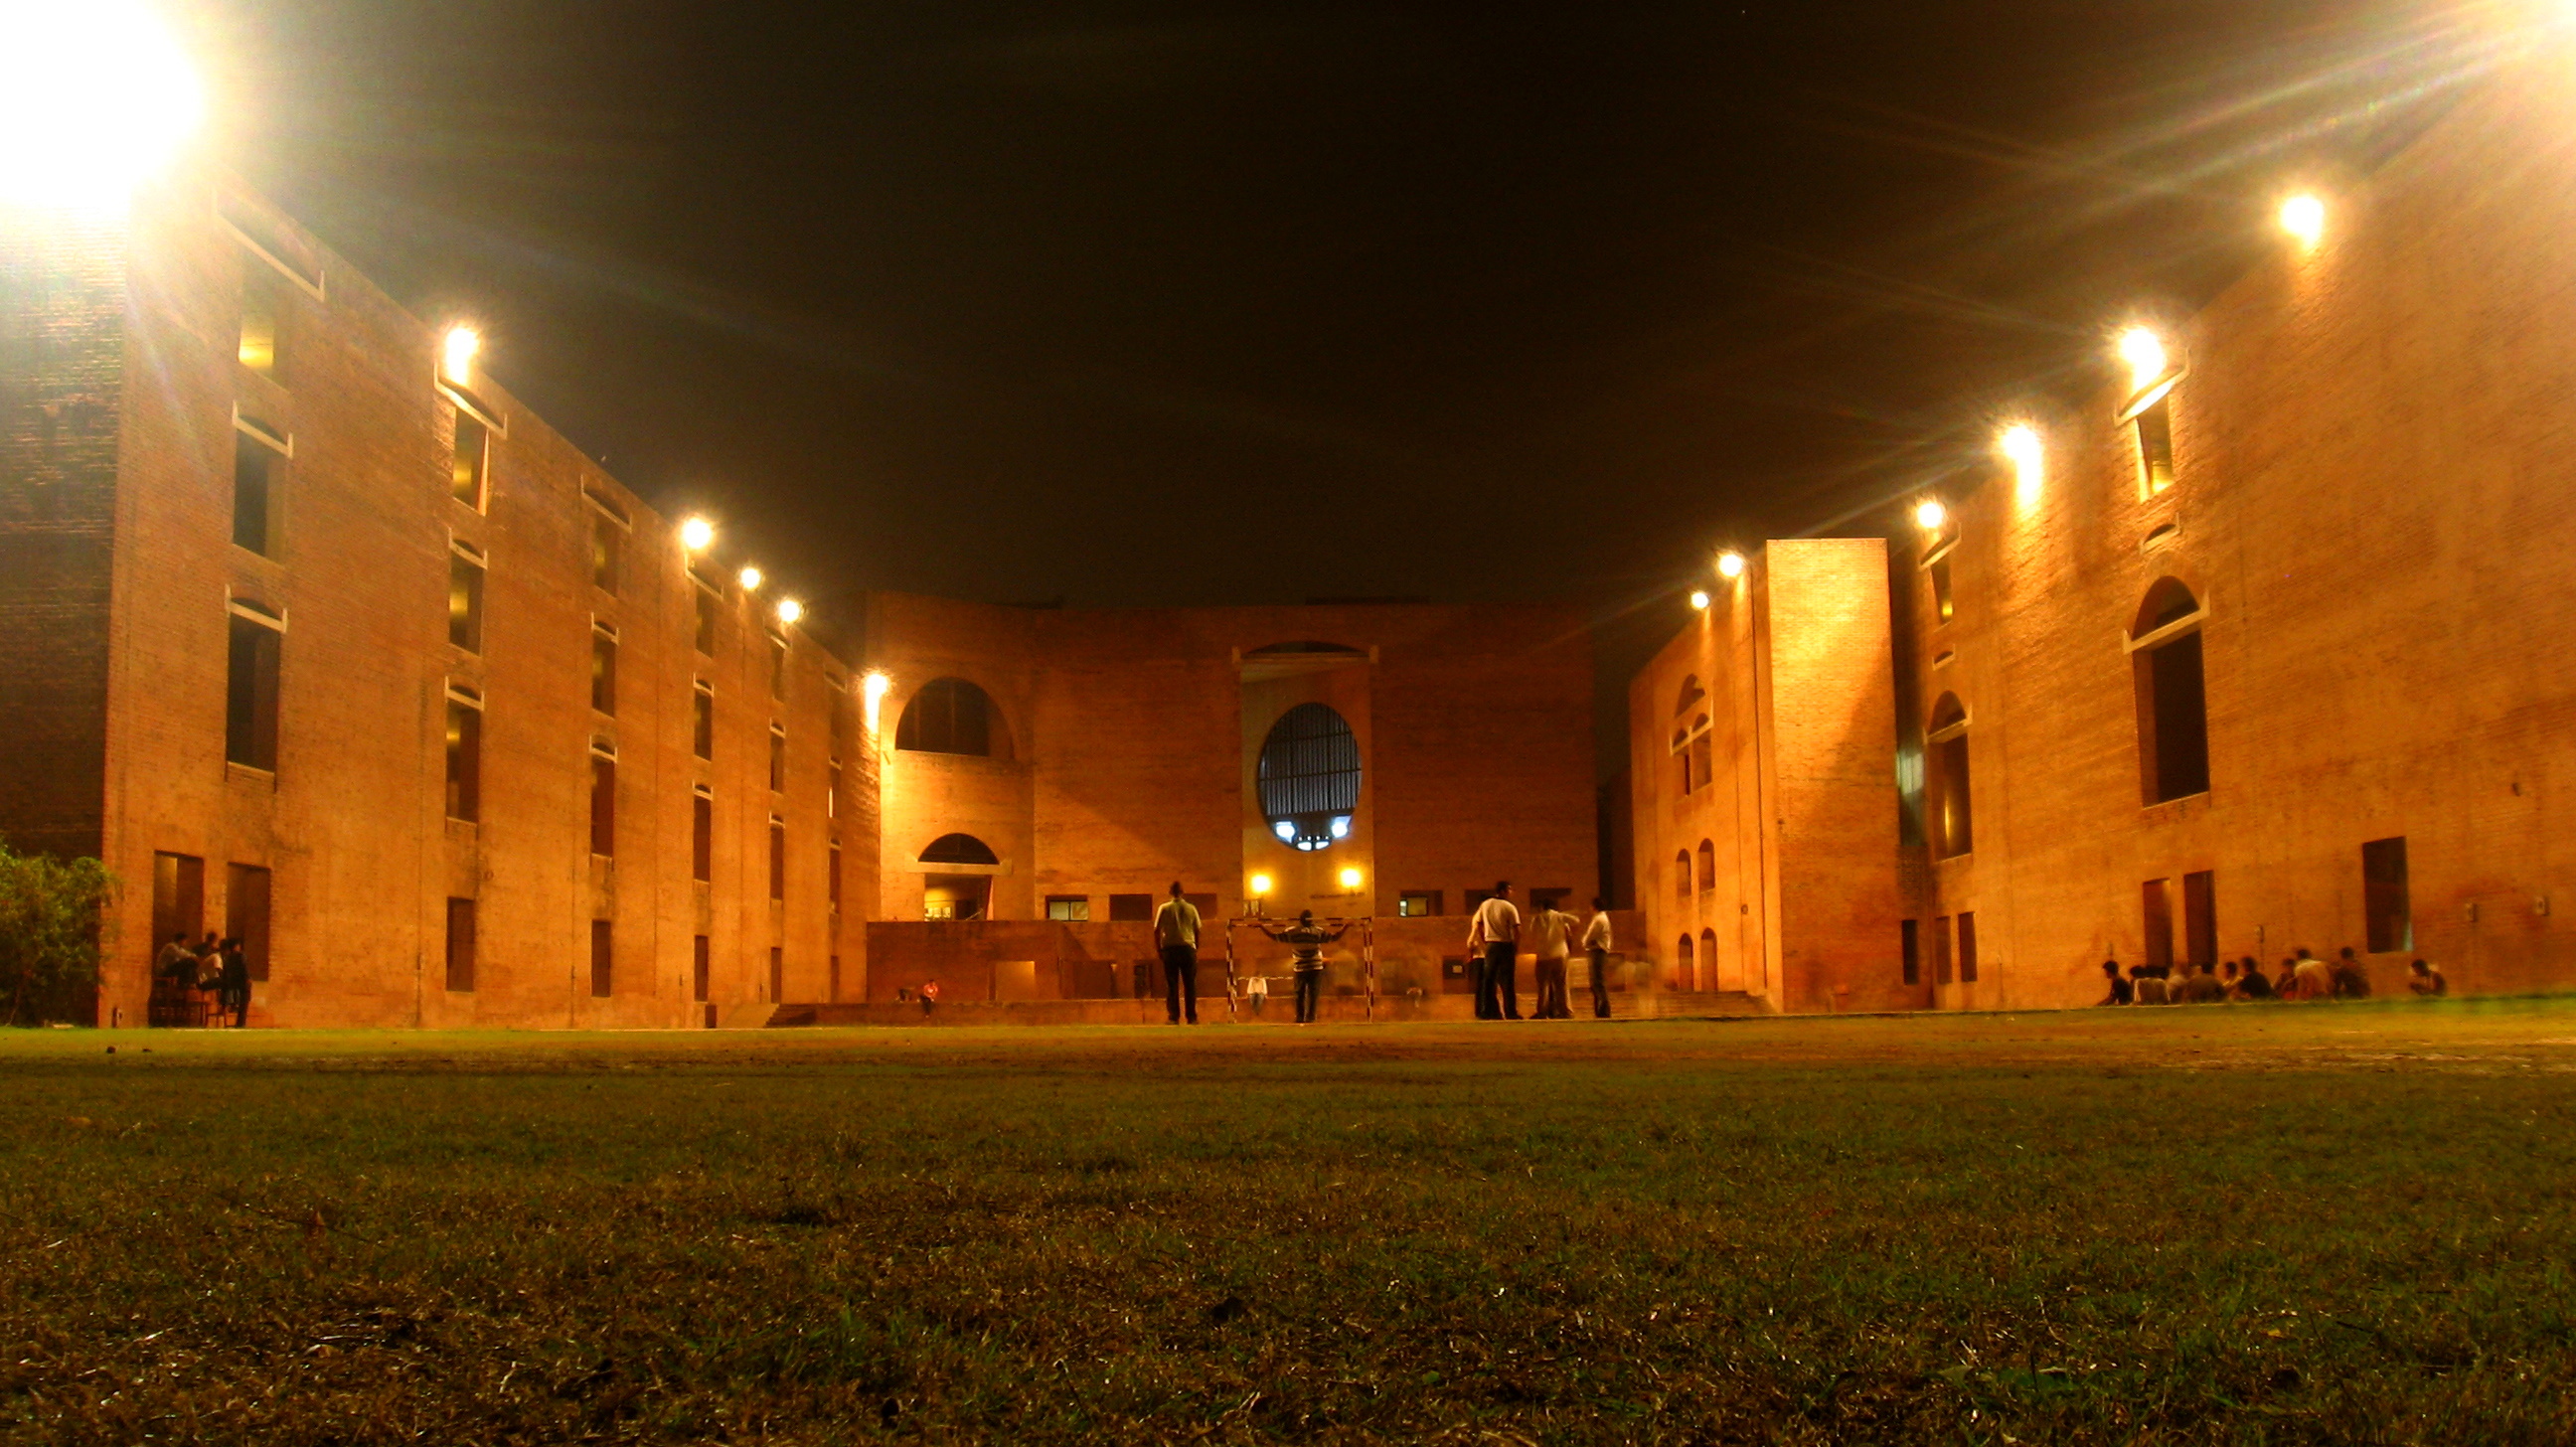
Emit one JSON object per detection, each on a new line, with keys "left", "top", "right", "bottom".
{"left": 217, "top": 196, "right": 325, "bottom": 298}
{"left": 691, "top": 789, "right": 713, "bottom": 884}
{"left": 1674, "top": 851, "right": 1690, "bottom": 903}
{"left": 448, "top": 549, "right": 484, "bottom": 653}
{"left": 231, "top": 417, "right": 287, "bottom": 558}
{"left": 451, "top": 411, "right": 489, "bottom": 511}
{"left": 589, "top": 740, "right": 617, "bottom": 859}
{"left": 1398, "top": 890, "right": 1443, "bottom": 918}
{"left": 830, "top": 841, "right": 844, "bottom": 911}
{"left": 444, "top": 689, "right": 481, "bottom": 822}
{"left": 768, "top": 816, "right": 786, "bottom": 901}
{"left": 238, "top": 273, "right": 282, "bottom": 379}
{"left": 768, "top": 947, "right": 783, "bottom": 1001}
{"left": 225, "top": 605, "right": 282, "bottom": 772}
{"left": 2363, "top": 838, "right": 2412, "bottom": 953}
{"left": 1930, "top": 915, "right": 1954, "bottom": 985}
{"left": 1957, "top": 911, "right": 1979, "bottom": 984}
{"left": 1675, "top": 714, "right": 1713, "bottom": 796}
{"left": 769, "top": 634, "right": 788, "bottom": 700}
{"left": 1900, "top": 918, "right": 1921, "bottom": 986}
{"left": 693, "top": 583, "right": 718, "bottom": 655}
{"left": 2142, "top": 880, "right": 2175, "bottom": 975}
{"left": 768, "top": 724, "right": 786, "bottom": 793}
{"left": 1695, "top": 840, "right": 1715, "bottom": 893}
{"left": 226, "top": 863, "right": 272, "bottom": 983}
{"left": 1928, "top": 694, "right": 1972, "bottom": 859}
{"left": 1677, "top": 933, "right": 1694, "bottom": 990}
{"left": 1109, "top": 893, "right": 1154, "bottom": 921}
{"left": 590, "top": 919, "right": 614, "bottom": 998}
{"left": 692, "top": 935, "right": 711, "bottom": 1004}
{"left": 2183, "top": 870, "right": 2217, "bottom": 969}
{"left": 444, "top": 897, "right": 476, "bottom": 993}
{"left": 1928, "top": 556, "right": 1955, "bottom": 623}
{"left": 896, "top": 677, "right": 1005, "bottom": 757}
{"left": 2135, "top": 398, "right": 2177, "bottom": 497}
{"left": 2131, "top": 578, "right": 2210, "bottom": 805}
{"left": 590, "top": 623, "right": 617, "bottom": 716}
{"left": 692, "top": 681, "right": 714, "bottom": 760}
{"left": 589, "top": 509, "right": 623, "bottom": 595}
{"left": 1046, "top": 895, "right": 1089, "bottom": 922}
{"left": 1257, "top": 703, "right": 1362, "bottom": 851}
{"left": 1674, "top": 675, "right": 1705, "bottom": 717}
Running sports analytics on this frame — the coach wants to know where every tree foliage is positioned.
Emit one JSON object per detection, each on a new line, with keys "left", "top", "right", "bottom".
{"left": 0, "top": 837, "right": 116, "bottom": 1026}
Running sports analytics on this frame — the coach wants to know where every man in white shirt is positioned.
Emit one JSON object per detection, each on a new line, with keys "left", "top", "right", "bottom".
{"left": 1581, "top": 897, "right": 1615, "bottom": 1019}
{"left": 1528, "top": 897, "right": 1578, "bottom": 1019}
{"left": 1465, "top": 881, "right": 1523, "bottom": 1021}
{"left": 1153, "top": 882, "right": 1204, "bottom": 1025}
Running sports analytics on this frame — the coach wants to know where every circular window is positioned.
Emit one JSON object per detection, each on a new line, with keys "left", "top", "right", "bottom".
{"left": 1257, "top": 703, "right": 1361, "bottom": 852}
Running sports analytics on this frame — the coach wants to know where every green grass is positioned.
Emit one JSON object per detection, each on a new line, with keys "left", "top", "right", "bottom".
{"left": 5, "top": 1003, "right": 2576, "bottom": 1444}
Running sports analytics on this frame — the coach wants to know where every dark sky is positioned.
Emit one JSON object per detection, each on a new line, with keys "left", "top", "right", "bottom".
{"left": 191, "top": 0, "right": 2496, "bottom": 669}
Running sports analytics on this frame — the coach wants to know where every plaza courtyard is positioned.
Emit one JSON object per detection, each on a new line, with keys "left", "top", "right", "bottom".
{"left": 3, "top": 1002, "right": 2573, "bottom": 1445}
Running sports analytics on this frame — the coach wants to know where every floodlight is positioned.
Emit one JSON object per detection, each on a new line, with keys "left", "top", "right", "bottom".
{"left": 679, "top": 516, "right": 715, "bottom": 552}
{"left": 1689, "top": 589, "right": 1710, "bottom": 611}
{"left": 2119, "top": 327, "right": 2168, "bottom": 392}
{"left": 1329, "top": 816, "right": 1352, "bottom": 840}
{"left": 738, "top": 564, "right": 763, "bottom": 591}
{"left": 1914, "top": 499, "right": 1948, "bottom": 531}
{"left": 775, "top": 597, "right": 804, "bottom": 625}
{"left": 2280, "top": 194, "right": 2325, "bottom": 248}
{"left": 1716, "top": 552, "right": 1746, "bottom": 579}
{"left": 0, "top": 0, "right": 203, "bottom": 210}
{"left": 1339, "top": 867, "right": 1363, "bottom": 890}
{"left": 1274, "top": 820, "right": 1296, "bottom": 842}
{"left": 1249, "top": 874, "right": 1273, "bottom": 896}
{"left": 441, "top": 326, "right": 479, "bottom": 383}
{"left": 862, "top": 671, "right": 891, "bottom": 732}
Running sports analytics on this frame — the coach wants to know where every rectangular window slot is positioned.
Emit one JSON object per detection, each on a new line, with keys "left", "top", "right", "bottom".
{"left": 1900, "top": 918, "right": 1920, "bottom": 985}
{"left": 590, "top": 625, "right": 617, "bottom": 716}
{"left": 444, "top": 695, "right": 481, "bottom": 822}
{"left": 770, "top": 634, "right": 789, "bottom": 699}
{"left": 1957, "top": 910, "right": 1978, "bottom": 984}
{"left": 1930, "top": 915, "right": 1954, "bottom": 986}
{"left": 151, "top": 853, "right": 206, "bottom": 966}
{"left": 2182, "top": 869, "right": 2217, "bottom": 969}
{"left": 768, "top": 725, "right": 786, "bottom": 793}
{"left": 1108, "top": 893, "right": 1153, "bottom": 922}
{"left": 768, "top": 817, "right": 786, "bottom": 901}
{"left": 692, "top": 791, "right": 714, "bottom": 884}
{"left": 2142, "top": 879, "right": 2175, "bottom": 975}
{"left": 692, "top": 935, "right": 711, "bottom": 1004}
{"left": 226, "top": 863, "right": 272, "bottom": 983}
{"left": 830, "top": 842, "right": 844, "bottom": 911}
{"left": 2363, "top": 838, "right": 2412, "bottom": 954}
{"left": 1929, "top": 556, "right": 1954, "bottom": 623}
{"left": 1046, "top": 895, "right": 1089, "bottom": 922}
{"left": 694, "top": 585, "right": 719, "bottom": 656}
{"left": 451, "top": 411, "right": 489, "bottom": 510}
{"left": 1398, "top": 890, "right": 1443, "bottom": 918}
{"left": 589, "top": 753, "right": 616, "bottom": 858}
{"left": 590, "top": 919, "right": 613, "bottom": 999}
{"left": 692, "top": 682, "right": 714, "bottom": 760}
{"left": 445, "top": 897, "right": 476, "bottom": 993}
{"left": 238, "top": 273, "right": 283, "bottom": 379}
{"left": 589, "top": 509, "right": 622, "bottom": 594}
{"left": 448, "top": 552, "right": 484, "bottom": 653}
{"left": 2135, "top": 398, "right": 2176, "bottom": 497}
{"left": 225, "top": 610, "right": 282, "bottom": 771}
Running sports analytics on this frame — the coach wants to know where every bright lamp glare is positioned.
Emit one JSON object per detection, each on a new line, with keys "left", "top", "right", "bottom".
{"left": 0, "top": 0, "right": 203, "bottom": 209}
{"left": 2119, "top": 327, "right": 2168, "bottom": 392}
{"left": 679, "top": 516, "right": 715, "bottom": 552}
{"left": 1339, "top": 867, "right": 1363, "bottom": 889}
{"left": 1716, "top": 552, "right": 1746, "bottom": 579}
{"left": 1249, "top": 874, "right": 1273, "bottom": 895}
{"left": 862, "top": 671, "right": 891, "bottom": 731}
{"left": 441, "top": 327, "right": 479, "bottom": 382}
{"left": 1273, "top": 820, "right": 1296, "bottom": 842}
{"left": 2280, "top": 194, "right": 2325, "bottom": 248}
{"left": 1329, "top": 816, "right": 1351, "bottom": 840}
{"left": 2001, "top": 424, "right": 2042, "bottom": 469}
{"left": 1914, "top": 499, "right": 1948, "bottom": 532}
{"left": 775, "top": 597, "right": 804, "bottom": 625}
{"left": 737, "top": 564, "right": 763, "bottom": 591}
{"left": 1689, "top": 589, "right": 1711, "bottom": 611}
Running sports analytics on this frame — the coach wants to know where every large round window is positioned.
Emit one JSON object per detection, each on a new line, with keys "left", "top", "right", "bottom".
{"left": 1258, "top": 703, "right": 1361, "bottom": 852}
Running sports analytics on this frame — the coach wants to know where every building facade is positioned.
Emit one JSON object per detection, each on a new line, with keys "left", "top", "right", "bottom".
{"left": 0, "top": 170, "right": 1600, "bottom": 1028}
{"left": 1630, "top": 60, "right": 2576, "bottom": 1010}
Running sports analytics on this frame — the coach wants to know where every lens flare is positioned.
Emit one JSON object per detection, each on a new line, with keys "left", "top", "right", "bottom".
{"left": 2280, "top": 194, "right": 2325, "bottom": 248}
{"left": 679, "top": 517, "right": 715, "bottom": 552}
{"left": 1689, "top": 589, "right": 1711, "bottom": 611}
{"left": 441, "top": 326, "right": 480, "bottom": 383}
{"left": 2119, "top": 328, "right": 2169, "bottom": 392}
{"left": 0, "top": 0, "right": 204, "bottom": 209}
{"left": 1716, "top": 552, "right": 1746, "bottom": 579}
{"left": 775, "top": 597, "right": 804, "bottom": 625}
{"left": 738, "top": 565, "right": 763, "bottom": 591}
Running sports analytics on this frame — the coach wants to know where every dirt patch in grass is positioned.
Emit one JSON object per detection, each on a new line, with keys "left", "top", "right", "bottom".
{"left": 4, "top": 1001, "right": 2575, "bottom": 1443}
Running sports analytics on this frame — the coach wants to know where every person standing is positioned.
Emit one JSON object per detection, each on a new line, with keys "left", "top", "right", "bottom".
{"left": 1465, "top": 882, "right": 1523, "bottom": 1021}
{"left": 1582, "top": 897, "right": 1615, "bottom": 1019}
{"left": 1259, "top": 910, "right": 1351, "bottom": 1025}
{"left": 1154, "top": 882, "right": 1204, "bottom": 1026}
{"left": 1528, "top": 896, "right": 1578, "bottom": 1019}
{"left": 218, "top": 938, "right": 250, "bottom": 1028}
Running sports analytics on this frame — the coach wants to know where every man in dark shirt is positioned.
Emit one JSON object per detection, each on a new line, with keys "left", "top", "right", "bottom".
{"left": 2409, "top": 958, "right": 2449, "bottom": 997}
{"left": 2097, "top": 959, "right": 2132, "bottom": 1006}
{"left": 218, "top": 939, "right": 250, "bottom": 1028}
{"left": 1259, "top": 910, "right": 1351, "bottom": 1025}
{"left": 2235, "top": 956, "right": 2275, "bottom": 1000}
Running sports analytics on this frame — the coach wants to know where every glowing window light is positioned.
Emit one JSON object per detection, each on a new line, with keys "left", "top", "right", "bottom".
{"left": 775, "top": 597, "right": 804, "bottom": 626}
{"left": 1914, "top": 499, "right": 1948, "bottom": 532}
{"left": 0, "top": 0, "right": 204, "bottom": 210}
{"left": 441, "top": 326, "right": 479, "bottom": 384}
{"left": 2119, "top": 328, "right": 2169, "bottom": 393}
{"left": 737, "top": 564, "right": 763, "bottom": 591}
{"left": 679, "top": 516, "right": 715, "bottom": 552}
{"left": 1716, "top": 552, "right": 1746, "bottom": 579}
{"left": 2280, "top": 194, "right": 2325, "bottom": 248}
{"left": 862, "top": 671, "right": 891, "bottom": 733}
{"left": 1339, "top": 867, "right": 1363, "bottom": 890}
{"left": 1689, "top": 589, "right": 1711, "bottom": 611}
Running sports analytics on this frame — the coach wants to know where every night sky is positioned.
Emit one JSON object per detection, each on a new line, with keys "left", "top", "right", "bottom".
{"left": 188, "top": 0, "right": 2492, "bottom": 695}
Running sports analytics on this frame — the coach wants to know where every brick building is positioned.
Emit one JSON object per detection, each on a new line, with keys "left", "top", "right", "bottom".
{"left": 0, "top": 169, "right": 1600, "bottom": 1027}
{"left": 1630, "top": 60, "right": 2576, "bottom": 1010}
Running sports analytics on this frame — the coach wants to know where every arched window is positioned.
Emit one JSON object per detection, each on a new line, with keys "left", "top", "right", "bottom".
{"left": 1672, "top": 713, "right": 1712, "bottom": 797}
{"left": 1675, "top": 675, "right": 1705, "bottom": 717}
{"left": 2131, "top": 578, "right": 2209, "bottom": 804}
{"left": 1675, "top": 851, "right": 1691, "bottom": 903}
{"left": 1696, "top": 839, "right": 1715, "bottom": 892}
{"left": 917, "top": 833, "right": 999, "bottom": 866}
{"left": 1928, "top": 693, "right": 1972, "bottom": 859}
{"left": 896, "top": 678, "right": 1010, "bottom": 759}
{"left": 1257, "top": 703, "right": 1362, "bottom": 851}
{"left": 1699, "top": 929, "right": 1717, "bottom": 990}
{"left": 1676, "top": 933, "right": 1695, "bottom": 990}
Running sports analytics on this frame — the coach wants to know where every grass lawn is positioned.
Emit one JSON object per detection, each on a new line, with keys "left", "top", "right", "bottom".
{"left": 5, "top": 1002, "right": 2576, "bottom": 1444}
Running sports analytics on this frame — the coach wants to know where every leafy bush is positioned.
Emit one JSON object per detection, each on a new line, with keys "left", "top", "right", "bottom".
{"left": 0, "top": 838, "right": 115, "bottom": 1025}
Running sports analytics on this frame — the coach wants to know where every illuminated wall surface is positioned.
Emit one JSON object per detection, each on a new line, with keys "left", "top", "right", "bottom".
{"left": 0, "top": 174, "right": 1597, "bottom": 1027}
{"left": 1634, "top": 60, "right": 2576, "bottom": 1010}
